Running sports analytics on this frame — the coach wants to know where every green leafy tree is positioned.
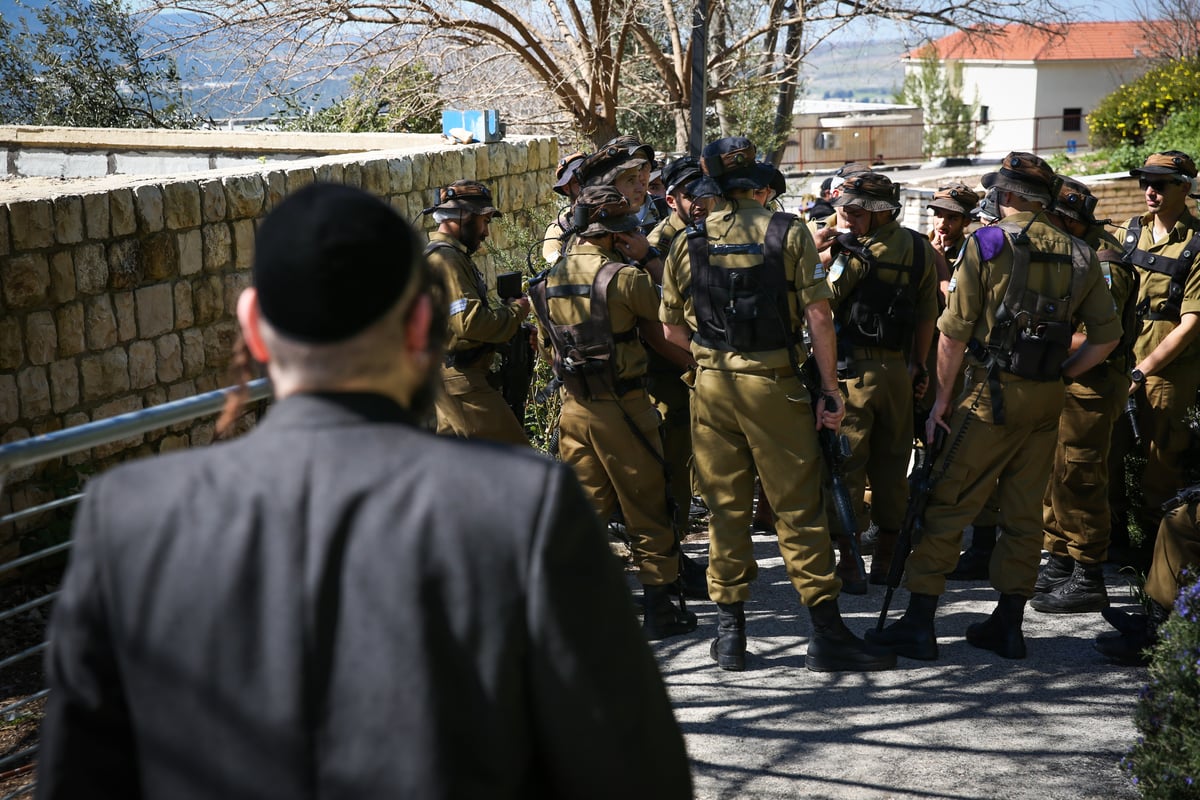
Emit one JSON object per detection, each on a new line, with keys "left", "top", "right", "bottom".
{"left": 895, "top": 45, "right": 981, "bottom": 159}
{"left": 1089, "top": 58, "right": 1200, "bottom": 147}
{"left": 0, "top": 0, "right": 198, "bottom": 128}
{"left": 274, "top": 64, "right": 443, "bottom": 133}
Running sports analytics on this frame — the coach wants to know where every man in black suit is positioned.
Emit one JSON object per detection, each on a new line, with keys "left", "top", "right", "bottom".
{"left": 36, "top": 183, "right": 692, "bottom": 800}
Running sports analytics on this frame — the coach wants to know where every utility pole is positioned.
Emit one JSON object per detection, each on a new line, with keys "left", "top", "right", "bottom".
{"left": 689, "top": 0, "right": 707, "bottom": 156}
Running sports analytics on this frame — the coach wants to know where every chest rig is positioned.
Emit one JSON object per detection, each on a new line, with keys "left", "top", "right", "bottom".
{"left": 1121, "top": 216, "right": 1200, "bottom": 323}
{"left": 529, "top": 262, "right": 640, "bottom": 400}
{"left": 1093, "top": 245, "right": 1142, "bottom": 374}
{"left": 688, "top": 212, "right": 799, "bottom": 353}
{"left": 426, "top": 240, "right": 494, "bottom": 368}
{"left": 831, "top": 229, "right": 925, "bottom": 352}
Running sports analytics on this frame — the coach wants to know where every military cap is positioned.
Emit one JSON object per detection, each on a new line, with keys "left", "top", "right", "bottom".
{"left": 819, "top": 176, "right": 834, "bottom": 193}
{"left": 1130, "top": 151, "right": 1197, "bottom": 181}
{"left": 833, "top": 171, "right": 901, "bottom": 213}
{"left": 574, "top": 185, "right": 640, "bottom": 237}
{"left": 662, "top": 156, "right": 704, "bottom": 195}
{"left": 420, "top": 180, "right": 502, "bottom": 217}
{"left": 754, "top": 162, "right": 788, "bottom": 199}
{"left": 553, "top": 151, "right": 587, "bottom": 196}
{"left": 576, "top": 136, "right": 653, "bottom": 187}
{"left": 1054, "top": 176, "right": 1099, "bottom": 225}
{"left": 927, "top": 183, "right": 978, "bottom": 216}
{"left": 700, "top": 136, "right": 764, "bottom": 191}
{"left": 254, "top": 183, "right": 421, "bottom": 344}
{"left": 981, "top": 151, "right": 1055, "bottom": 205}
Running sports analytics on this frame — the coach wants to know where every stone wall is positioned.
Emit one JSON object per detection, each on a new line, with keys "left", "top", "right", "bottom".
{"left": 0, "top": 134, "right": 559, "bottom": 554}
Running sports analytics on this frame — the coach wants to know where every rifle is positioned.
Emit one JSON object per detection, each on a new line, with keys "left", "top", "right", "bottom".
{"left": 799, "top": 358, "right": 866, "bottom": 584}
{"left": 494, "top": 271, "right": 537, "bottom": 423}
{"left": 1124, "top": 394, "right": 1143, "bottom": 449}
{"left": 876, "top": 425, "right": 947, "bottom": 632}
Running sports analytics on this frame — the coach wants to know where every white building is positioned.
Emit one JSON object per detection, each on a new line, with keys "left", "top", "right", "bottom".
{"left": 905, "top": 21, "right": 1173, "bottom": 158}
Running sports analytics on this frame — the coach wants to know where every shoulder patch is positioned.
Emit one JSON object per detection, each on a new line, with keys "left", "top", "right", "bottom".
{"left": 813, "top": 261, "right": 827, "bottom": 281}
{"left": 973, "top": 226, "right": 1007, "bottom": 262}
{"left": 449, "top": 298, "right": 469, "bottom": 315}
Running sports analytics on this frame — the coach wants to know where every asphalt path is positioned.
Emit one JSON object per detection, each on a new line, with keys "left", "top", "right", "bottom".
{"left": 640, "top": 535, "right": 1145, "bottom": 800}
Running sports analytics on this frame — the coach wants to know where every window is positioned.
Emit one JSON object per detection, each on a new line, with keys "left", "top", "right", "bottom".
{"left": 1063, "top": 107, "right": 1082, "bottom": 132}
{"left": 815, "top": 131, "right": 841, "bottom": 150}
{"left": 979, "top": 106, "right": 989, "bottom": 125}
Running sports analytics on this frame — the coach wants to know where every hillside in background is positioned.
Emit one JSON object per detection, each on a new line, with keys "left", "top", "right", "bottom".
{"left": 800, "top": 38, "right": 909, "bottom": 104}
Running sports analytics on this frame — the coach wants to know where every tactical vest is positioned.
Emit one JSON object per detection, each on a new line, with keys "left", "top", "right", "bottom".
{"left": 1121, "top": 216, "right": 1200, "bottom": 323}
{"left": 831, "top": 229, "right": 926, "bottom": 352}
{"left": 529, "top": 261, "right": 641, "bottom": 400}
{"left": 975, "top": 220, "right": 1092, "bottom": 383}
{"left": 688, "top": 212, "right": 799, "bottom": 353}
{"left": 1094, "top": 245, "right": 1142, "bottom": 374}
{"left": 425, "top": 240, "right": 494, "bottom": 368}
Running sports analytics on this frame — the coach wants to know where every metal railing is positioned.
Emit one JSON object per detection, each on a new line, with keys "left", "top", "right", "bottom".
{"left": 0, "top": 378, "right": 273, "bottom": 800}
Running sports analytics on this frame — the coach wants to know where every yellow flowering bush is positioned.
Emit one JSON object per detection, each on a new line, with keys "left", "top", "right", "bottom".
{"left": 1090, "top": 58, "right": 1200, "bottom": 147}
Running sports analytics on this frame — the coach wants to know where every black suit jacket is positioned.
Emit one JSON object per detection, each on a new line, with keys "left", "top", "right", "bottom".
{"left": 37, "top": 392, "right": 692, "bottom": 799}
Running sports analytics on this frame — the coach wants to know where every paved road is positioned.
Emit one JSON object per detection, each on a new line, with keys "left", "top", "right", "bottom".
{"left": 642, "top": 535, "right": 1145, "bottom": 800}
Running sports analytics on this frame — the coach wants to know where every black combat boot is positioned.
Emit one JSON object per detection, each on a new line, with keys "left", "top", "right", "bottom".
{"left": 946, "top": 525, "right": 996, "bottom": 580}
{"left": 1033, "top": 553, "right": 1074, "bottom": 594}
{"left": 836, "top": 532, "right": 868, "bottom": 595}
{"left": 864, "top": 592, "right": 939, "bottom": 660}
{"left": 710, "top": 602, "right": 747, "bottom": 671}
{"left": 966, "top": 593, "right": 1027, "bottom": 659}
{"left": 859, "top": 522, "right": 879, "bottom": 556}
{"left": 805, "top": 598, "right": 897, "bottom": 672}
{"left": 1030, "top": 560, "right": 1108, "bottom": 614}
{"left": 643, "top": 584, "right": 698, "bottom": 640}
{"left": 868, "top": 528, "right": 899, "bottom": 586}
{"left": 1094, "top": 602, "right": 1168, "bottom": 666}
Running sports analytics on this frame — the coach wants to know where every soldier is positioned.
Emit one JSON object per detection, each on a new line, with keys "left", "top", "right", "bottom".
{"left": 542, "top": 150, "right": 587, "bottom": 266}
{"left": 1032, "top": 177, "right": 1139, "bottom": 614}
{"left": 927, "top": 183, "right": 978, "bottom": 264}
{"left": 660, "top": 135, "right": 896, "bottom": 673}
{"left": 867, "top": 152, "right": 1120, "bottom": 661}
{"left": 1113, "top": 151, "right": 1200, "bottom": 538}
{"left": 423, "top": 180, "right": 531, "bottom": 446}
{"left": 530, "top": 185, "right": 697, "bottom": 640}
{"left": 821, "top": 172, "right": 939, "bottom": 591}
{"left": 806, "top": 177, "right": 835, "bottom": 225}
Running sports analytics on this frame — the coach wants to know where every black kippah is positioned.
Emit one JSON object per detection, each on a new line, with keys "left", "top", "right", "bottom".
{"left": 253, "top": 183, "right": 420, "bottom": 343}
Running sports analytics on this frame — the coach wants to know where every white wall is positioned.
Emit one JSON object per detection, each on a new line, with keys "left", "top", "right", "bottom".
{"left": 961, "top": 63, "right": 1040, "bottom": 157}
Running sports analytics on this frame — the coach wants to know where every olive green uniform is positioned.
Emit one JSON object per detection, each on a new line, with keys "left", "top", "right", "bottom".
{"left": 660, "top": 199, "right": 840, "bottom": 607}
{"left": 1042, "top": 227, "right": 1135, "bottom": 564}
{"left": 908, "top": 212, "right": 1122, "bottom": 597}
{"left": 1122, "top": 210, "right": 1200, "bottom": 520}
{"left": 1144, "top": 486, "right": 1200, "bottom": 608}
{"left": 427, "top": 231, "right": 528, "bottom": 446}
{"left": 546, "top": 241, "right": 679, "bottom": 585}
{"left": 828, "top": 221, "right": 939, "bottom": 532}
{"left": 647, "top": 210, "right": 697, "bottom": 527}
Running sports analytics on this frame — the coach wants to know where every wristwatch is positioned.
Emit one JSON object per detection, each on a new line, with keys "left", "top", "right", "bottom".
{"left": 1131, "top": 367, "right": 1147, "bottom": 385}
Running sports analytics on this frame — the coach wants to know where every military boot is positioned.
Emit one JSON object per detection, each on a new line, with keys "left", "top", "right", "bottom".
{"left": 1033, "top": 553, "right": 1074, "bottom": 594}
{"left": 965, "top": 593, "right": 1027, "bottom": 659}
{"left": 836, "top": 531, "right": 868, "bottom": 595}
{"left": 859, "top": 522, "right": 879, "bottom": 556}
{"left": 642, "top": 584, "right": 698, "bottom": 640}
{"left": 864, "top": 592, "right": 939, "bottom": 660}
{"left": 805, "top": 598, "right": 897, "bottom": 672}
{"left": 1030, "top": 560, "right": 1108, "bottom": 614}
{"left": 1094, "top": 602, "right": 1168, "bottom": 666}
{"left": 946, "top": 525, "right": 996, "bottom": 580}
{"left": 709, "top": 602, "right": 747, "bottom": 671}
{"left": 868, "top": 527, "right": 899, "bottom": 585}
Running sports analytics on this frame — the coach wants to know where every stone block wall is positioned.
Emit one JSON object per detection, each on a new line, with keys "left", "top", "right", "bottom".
{"left": 0, "top": 135, "right": 559, "bottom": 554}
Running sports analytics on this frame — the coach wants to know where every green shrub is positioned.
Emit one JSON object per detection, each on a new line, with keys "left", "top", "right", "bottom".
{"left": 1122, "top": 571, "right": 1200, "bottom": 799}
{"left": 1145, "top": 105, "right": 1200, "bottom": 155}
{"left": 1089, "top": 58, "right": 1200, "bottom": 147}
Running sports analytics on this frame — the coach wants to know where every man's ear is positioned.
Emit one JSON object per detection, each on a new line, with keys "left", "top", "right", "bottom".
{"left": 404, "top": 293, "right": 433, "bottom": 357}
{"left": 236, "top": 288, "right": 271, "bottom": 363}
{"left": 664, "top": 193, "right": 680, "bottom": 212}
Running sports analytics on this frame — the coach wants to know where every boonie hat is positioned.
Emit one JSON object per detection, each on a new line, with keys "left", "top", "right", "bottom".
{"left": 421, "top": 180, "right": 502, "bottom": 217}
{"left": 833, "top": 171, "right": 901, "bottom": 213}
{"left": 701, "top": 136, "right": 764, "bottom": 192}
{"left": 981, "top": 152, "right": 1055, "bottom": 204}
{"left": 662, "top": 157, "right": 704, "bottom": 195}
{"left": 830, "top": 162, "right": 873, "bottom": 193}
{"left": 553, "top": 151, "right": 587, "bottom": 196}
{"left": 927, "top": 183, "right": 978, "bottom": 216}
{"left": 1054, "top": 176, "right": 1099, "bottom": 225}
{"left": 755, "top": 162, "right": 788, "bottom": 199}
{"left": 577, "top": 135, "right": 654, "bottom": 187}
{"left": 254, "top": 183, "right": 421, "bottom": 344}
{"left": 574, "top": 185, "right": 640, "bottom": 237}
{"left": 1130, "top": 151, "right": 1197, "bottom": 181}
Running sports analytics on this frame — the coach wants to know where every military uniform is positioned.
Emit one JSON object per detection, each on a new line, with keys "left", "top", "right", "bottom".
{"left": 662, "top": 198, "right": 839, "bottom": 606}
{"left": 427, "top": 231, "right": 528, "bottom": 445}
{"left": 828, "top": 220, "right": 939, "bottom": 541}
{"left": 1041, "top": 226, "right": 1136, "bottom": 567}
{"left": 1123, "top": 207, "right": 1200, "bottom": 517}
